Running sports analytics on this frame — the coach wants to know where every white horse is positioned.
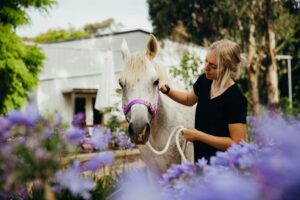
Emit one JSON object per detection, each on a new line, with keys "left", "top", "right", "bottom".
{"left": 119, "top": 34, "right": 195, "bottom": 176}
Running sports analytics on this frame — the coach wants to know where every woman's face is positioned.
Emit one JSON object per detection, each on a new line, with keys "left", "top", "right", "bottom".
{"left": 204, "top": 51, "right": 219, "bottom": 80}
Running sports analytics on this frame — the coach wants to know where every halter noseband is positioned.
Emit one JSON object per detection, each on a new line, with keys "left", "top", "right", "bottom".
{"left": 122, "top": 86, "right": 160, "bottom": 119}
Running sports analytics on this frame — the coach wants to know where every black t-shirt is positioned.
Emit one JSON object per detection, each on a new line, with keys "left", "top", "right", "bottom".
{"left": 193, "top": 74, "right": 247, "bottom": 162}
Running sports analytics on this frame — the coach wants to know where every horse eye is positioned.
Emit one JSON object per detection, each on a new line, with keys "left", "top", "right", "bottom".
{"left": 153, "top": 79, "right": 159, "bottom": 86}
{"left": 119, "top": 80, "right": 124, "bottom": 88}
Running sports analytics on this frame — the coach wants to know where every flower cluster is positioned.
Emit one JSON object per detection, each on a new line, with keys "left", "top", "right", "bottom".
{"left": 80, "top": 125, "right": 135, "bottom": 151}
{"left": 0, "top": 105, "right": 118, "bottom": 199}
{"left": 116, "top": 114, "right": 300, "bottom": 200}
{"left": 0, "top": 104, "right": 71, "bottom": 196}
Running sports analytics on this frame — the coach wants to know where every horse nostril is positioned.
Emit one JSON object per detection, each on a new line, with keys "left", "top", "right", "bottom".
{"left": 146, "top": 123, "right": 150, "bottom": 132}
{"left": 128, "top": 123, "right": 134, "bottom": 137}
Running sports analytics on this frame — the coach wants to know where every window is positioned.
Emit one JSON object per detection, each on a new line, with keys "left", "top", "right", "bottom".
{"left": 75, "top": 98, "right": 86, "bottom": 115}
{"left": 92, "top": 98, "right": 102, "bottom": 125}
{"left": 63, "top": 89, "right": 103, "bottom": 127}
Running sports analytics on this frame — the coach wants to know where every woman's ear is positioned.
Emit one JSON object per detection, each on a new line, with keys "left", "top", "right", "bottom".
{"left": 146, "top": 34, "right": 158, "bottom": 60}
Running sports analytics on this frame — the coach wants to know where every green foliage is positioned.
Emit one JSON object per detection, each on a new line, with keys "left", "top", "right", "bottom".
{"left": 148, "top": 0, "right": 300, "bottom": 112}
{"left": 83, "top": 18, "right": 123, "bottom": 35}
{"left": 0, "top": 0, "right": 56, "bottom": 27}
{"left": 169, "top": 51, "right": 202, "bottom": 90}
{"left": 0, "top": 0, "right": 56, "bottom": 114}
{"left": 106, "top": 115, "right": 122, "bottom": 132}
{"left": 147, "top": 0, "right": 236, "bottom": 45}
{"left": 90, "top": 176, "right": 116, "bottom": 200}
{"left": 34, "top": 28, "right": 89, "bottom": 43}
{"left": 0, "top": 24, "right": 45, "bottom": 114}
{"left": 32, "top": 18, "right": 123, "bottom": 43}
{"left": 148, "top": 0, "right": 298, "bottom": 48}
{"left": 278, "top": 4, "right": 300, "bottom": 113}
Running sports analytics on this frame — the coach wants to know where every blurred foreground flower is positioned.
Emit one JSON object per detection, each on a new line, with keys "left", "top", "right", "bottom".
{"left": 55, "top": 160, "right": 96, "bottom": 199}
{"left": 113, "top": 170, "right": 163, "bottom": 200}
{"left": 0, "top": 104, "right": 116, "bottom": 199}
{"left": 116, "top": 114, "right": 300, "bottom": 200}
{"left": 81, "top": 151, "right": 115, "bottom": 172}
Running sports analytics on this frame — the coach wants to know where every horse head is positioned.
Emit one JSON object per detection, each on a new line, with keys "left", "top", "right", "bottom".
{"left": 119, "top": 35, "right": 160, "bottom": 144}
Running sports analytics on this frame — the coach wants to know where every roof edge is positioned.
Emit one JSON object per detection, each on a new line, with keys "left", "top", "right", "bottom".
{"left": 38, "top": 29, "right": 151, "bottom": 44}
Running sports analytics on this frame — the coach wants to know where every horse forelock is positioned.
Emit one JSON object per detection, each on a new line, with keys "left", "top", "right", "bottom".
{"left": 120, "top": 52, "right": 169, "bottom": 85}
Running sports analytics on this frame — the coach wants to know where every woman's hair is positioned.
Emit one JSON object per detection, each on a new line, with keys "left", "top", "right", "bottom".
{"left": 208, "top": 39, "right": 242, "bottom": 88}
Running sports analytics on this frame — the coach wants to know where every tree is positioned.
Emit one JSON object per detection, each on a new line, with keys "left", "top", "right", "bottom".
{"left": 0, "top": 0, "right": 56, "bottom": 114}
{"left": 148, "top": 0, "right": 299, "bottom": 116}
{"left": 0, "top": 0, "right": 56, "bottom": 27}
{"left": 278, "top": 3, "right": 300, "bottom": 113}
{"left": 83, "top": 18, "right": 123, "bottom": 35}
{"left": 34, "top": 28, "right": 89, "bottom": 43}
{"left": 31, "top": 18, "right": 123, "bottom": 43}
{"left": 169, "top": 51, "right": 202, "bottom": 90}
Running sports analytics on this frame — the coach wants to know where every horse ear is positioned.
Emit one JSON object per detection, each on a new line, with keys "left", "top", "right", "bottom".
{"left": 121, "top": 39, "right": 130, "bottom": 60}
{"left": 146, "top": 34, "right": 158, "bottom": 60}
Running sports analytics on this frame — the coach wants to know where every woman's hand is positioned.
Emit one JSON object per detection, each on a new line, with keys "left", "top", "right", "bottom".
{"left": 159, "top": 83, "right": 171, "bottom": 94}
{"left": 181, "top": 128, "right": 199, "bottom": 141}
{"left": 159, "top": 83, "right": 167, "bottom": 92}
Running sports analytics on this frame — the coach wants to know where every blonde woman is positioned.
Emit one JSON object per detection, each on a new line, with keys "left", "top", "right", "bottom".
{"left": 160, "top": 39, "right": 248, "bottom": 162}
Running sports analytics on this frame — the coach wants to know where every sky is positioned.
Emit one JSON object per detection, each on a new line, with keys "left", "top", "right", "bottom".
{"left": 16, "top": 0, "right": 153, "bottom": 37}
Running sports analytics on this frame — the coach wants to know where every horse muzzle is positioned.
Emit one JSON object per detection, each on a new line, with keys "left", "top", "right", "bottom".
{"left": 128, "top": 122, "right": 150, "bottom": 144}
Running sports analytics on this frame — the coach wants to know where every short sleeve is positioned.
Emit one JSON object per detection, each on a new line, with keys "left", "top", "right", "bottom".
{"left": 226, "top": 92, "right": 247, "bottom": 124}
{"left": 193, "top": 74, "right": 206, "bottom": 97}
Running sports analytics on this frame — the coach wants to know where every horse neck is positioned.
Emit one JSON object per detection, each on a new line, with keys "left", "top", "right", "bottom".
{"left": 149, "top": 92, "right": 188, "bottom": 148}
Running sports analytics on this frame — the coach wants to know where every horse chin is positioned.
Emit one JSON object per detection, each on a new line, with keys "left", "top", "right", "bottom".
{"left": 133, "top": 125, "right": 150, "bottom": 145}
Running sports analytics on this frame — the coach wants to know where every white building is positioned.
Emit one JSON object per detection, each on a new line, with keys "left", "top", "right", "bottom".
{"left": 36, "top": 29, "right": 206, "bottom": 125}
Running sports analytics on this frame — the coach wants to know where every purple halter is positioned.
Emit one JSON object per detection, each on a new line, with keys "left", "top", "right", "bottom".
{"left": 123, "top": 86, "right": 161, "bottom": 119}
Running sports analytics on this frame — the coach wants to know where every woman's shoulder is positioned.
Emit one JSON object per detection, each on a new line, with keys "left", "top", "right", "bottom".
{"left": 227, "top": 84, "right": 247, "bottom": 102}
{"left": 195, "top": 74, "right": 211, "bottom": 85}
{"left": 193, "top": 74, "right": 211, "bottom": 96}
{"left": 198, "top": 73, "right": 209, "bottom": 81}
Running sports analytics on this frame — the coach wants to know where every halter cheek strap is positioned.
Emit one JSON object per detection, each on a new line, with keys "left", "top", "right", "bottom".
{"left": 122, "top": 86, "right": 160, "bottom": 119}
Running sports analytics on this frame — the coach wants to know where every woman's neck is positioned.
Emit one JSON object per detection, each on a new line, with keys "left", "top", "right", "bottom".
{"left": 211, "top": 78, "right": 234, "bottom": 99}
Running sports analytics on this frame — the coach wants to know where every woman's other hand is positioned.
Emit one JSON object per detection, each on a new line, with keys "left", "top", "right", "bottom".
{"left": 182, "top": 128, "right": 199, "bottom": 141}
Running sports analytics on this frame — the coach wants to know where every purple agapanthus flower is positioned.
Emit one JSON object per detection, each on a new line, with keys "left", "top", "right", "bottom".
{"left": 210, "top": 141, "right": 258, "bottom": 170}
{"left": 24, "top": 104, "right": 42, "bottom": 124}
{"left": 72, "top": 112, "right": 85, "bottom": 127}
{"left": 196, "top": 158, "right": 208, "bottom": 169}
{"left": 18, "top": 187, "right": 30, "bottom": 200}
{"left": 16, "top": 136, "right": 26, "bottom": 145}
{"left": 7, "top": 104, "right": 42, "bottom": 127}
{"left": 0, "top": 116, "right": 10, "bottom": 133}
{"left": 43, "top": 127, "right": 52, "bottom": 138}
{"left": 0, "top": 117, "right": 11, "bottom": 145}
{"left": 160, "top": 161, "right": 196, "bottom": 187}
{"left": 187, "top": 171, "right": 260, "bottom": 200}
{"left": 81, "top": 151, "right": 114, "bottom": 172}
{"left": 91, "top": 126, "right": 112, "bottom": 150}
{"left": 115, "top": 131, "right": 135, "bottom": 150}
{"left": 55, "top": 160, "right": 96, "bottom": 199}
{"left": 54, "top": 114, "right": 63, "bottom": 127}
{"left": 66, "top": 126, "right": 86, "bottom": 145}
{"left": 115, "top": 170, "right": 163, "bottom": 200}
{"left": 7, "top": 110, "right": 29, "bottom": 126}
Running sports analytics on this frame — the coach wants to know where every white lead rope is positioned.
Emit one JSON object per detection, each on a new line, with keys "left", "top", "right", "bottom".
{"left": 106, "top": 126, "right": 188, "bottom": 200}
{"left": 146, "top": 125, "right": 188, "bottom": 162}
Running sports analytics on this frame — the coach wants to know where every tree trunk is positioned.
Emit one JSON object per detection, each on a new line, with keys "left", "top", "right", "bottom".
{"left": 246, "top": 24, "right": 260, "bottom": 117}
{"left": 265, "top": 28, "right": 279, "bottom": 111}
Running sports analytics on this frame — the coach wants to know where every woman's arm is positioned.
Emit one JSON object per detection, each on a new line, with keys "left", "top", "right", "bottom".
{"left": 159, "top": 84, "right": 198, "bottom": 106}
{"left": 182, "top": 123, "right": 247, "bottom": 151}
